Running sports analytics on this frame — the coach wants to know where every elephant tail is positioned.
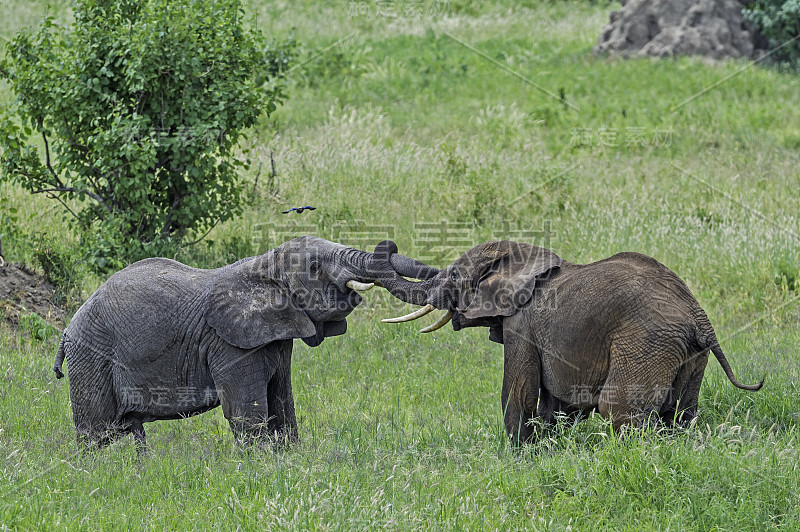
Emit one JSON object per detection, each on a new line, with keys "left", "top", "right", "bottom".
{"left": 709, "top": 344, "right": 763, "bottom": 391}
{"left": 53, "top": 336, "right": 66, "bottom": 379}
{"left": 692, "top": 307, "right": 763, "bottom": 391}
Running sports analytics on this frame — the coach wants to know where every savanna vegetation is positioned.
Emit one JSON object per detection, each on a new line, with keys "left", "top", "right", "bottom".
{"left": 1, "top": 0, "right": 799, "bottom": 529}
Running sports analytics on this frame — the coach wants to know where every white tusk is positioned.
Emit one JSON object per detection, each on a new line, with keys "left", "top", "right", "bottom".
{"left": 420, "top": 310, "right": 454, "bottom": 333}
{"left": 346, "top": 280, "right": 375, "bottom": 292}
{"left": 381, "top": 304, "right": 435, "bottom": 323}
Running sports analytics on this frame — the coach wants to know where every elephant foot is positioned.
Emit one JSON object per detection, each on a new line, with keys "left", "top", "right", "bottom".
{"left": 505, "top": 417, "right": 542, "bottom": 447}
{"left": 131, "top": 420, "right": 147, "bottom": 456}
{"left": 234, "top": 431, "right": 299, "bottom": 451}
{"left": 271, "top": 427, "right": 299, "bottom": 449}
{"left": 75, "top": 420, "right": 131, "bottom": 451}
{"left": 230, "top": 418, "right": 299, "bottom": 448}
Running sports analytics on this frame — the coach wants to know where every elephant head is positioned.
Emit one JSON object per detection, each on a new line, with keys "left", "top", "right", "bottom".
{"left": 205, "top": 236, "right": 439, "bottom": 349}
{"left": 372, "top": 239, "right": 562, "bottom": 335}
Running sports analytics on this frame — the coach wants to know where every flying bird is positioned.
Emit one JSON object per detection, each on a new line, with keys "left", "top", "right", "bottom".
{"left": 282, "top": 206, "right": 317, "bottom": 214}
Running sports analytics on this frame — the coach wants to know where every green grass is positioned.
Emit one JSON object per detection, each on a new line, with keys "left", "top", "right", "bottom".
{"left": 2, "top": 0, "right": 800, "bottom": 529}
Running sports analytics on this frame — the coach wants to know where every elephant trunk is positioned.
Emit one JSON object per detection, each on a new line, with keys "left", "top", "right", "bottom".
{"left": 388, "top": 253, "right": 440, "bottom": 281}
{"left": 338, "top": 245, "right": 440, "bottom": 288}
{"left": 370, "top": 240, "right": 441, "bottom": 307}
{"left": 338, "top": 247, "right": 374, "bottom": 282}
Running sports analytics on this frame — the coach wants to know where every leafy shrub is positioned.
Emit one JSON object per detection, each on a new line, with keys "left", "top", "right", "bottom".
{"left": 774, "top": 258, "right": 800, "bottom": 293}
{"left": 18, "top": 312, "right": 59, "bottom": 342}
{"left": 31, "top": 233, "right": 82, "bottom": 306}
{"left": 0, "top": 0, "right": 294, "bottom": 268}
{"left": 743, "top": 1, "right": 800, "bottom": 69}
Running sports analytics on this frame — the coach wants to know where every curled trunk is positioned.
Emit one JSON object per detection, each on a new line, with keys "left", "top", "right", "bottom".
{"left": 388, "top": 254, "right": 440, "bottom": 281}
{"left": 339, "top": 244, "right": 440, "bottom": 289}
{"left": 370, "top": 240, "right": 441, "bottom": 307}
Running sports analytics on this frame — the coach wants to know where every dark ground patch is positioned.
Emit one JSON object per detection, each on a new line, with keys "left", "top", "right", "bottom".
{"left": 0, "top": 262, "right": 66, "bottom": 328}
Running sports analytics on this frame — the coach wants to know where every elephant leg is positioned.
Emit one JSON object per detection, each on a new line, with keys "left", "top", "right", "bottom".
{"left": 209, "top": 346, "right": 276, "bottom": 443}
{"left": 65, "top": 345, "right": 122, "bottom": 448}
{"left": 132, "top": 421, "right": 147, "bottom": 454}
{"left": 600, "top": 341, "right": 682, "bottom": 431}
{"left": 599, "top": 380, "right": 665, "bottom": 432}
{"left": 539, "top": 388, "right": 590, "bottom": 425}
{"left": 661, "top": 350, "right": 709, "bottom": 426}
{"left": 537, "top": 386, "right": 557, "bottom": 425}
{"left": 537, "top": 388, "right": 586, "bottom": 424}
{"left": 501, "top": 326, "right": 540, "bottom": 445}
{"left": 266, "top": 342, "right": 298, "bottom": 443}
{"left": 121, "top": 414, "right": 147, "bottom": 455}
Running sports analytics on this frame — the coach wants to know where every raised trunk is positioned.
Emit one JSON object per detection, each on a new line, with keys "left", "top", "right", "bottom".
{"left": 340, "top": 245, "right": 441, "bottom": 285}
{"left": 388, "top": 254, "right": 440, "bottom": 280}
{"left": 370, "top": 240, "right": 442, "bottom": 307}
{"left": 337, "top": 247, "right": 373, "bottom": 280}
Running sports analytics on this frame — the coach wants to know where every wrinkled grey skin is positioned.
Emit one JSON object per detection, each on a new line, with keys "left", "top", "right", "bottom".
{"left": 53, "top": 236, "right": 437, "bottom": 450}
{"left": 373, "top": 240, "right": 763, "bottom": 444}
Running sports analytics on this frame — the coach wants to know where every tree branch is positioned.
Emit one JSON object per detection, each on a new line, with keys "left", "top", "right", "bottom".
{"left": 33, "top": 186, "right": 113, "bottom": 214}
{"left": 160, "top": 192, "right": 186, "bottom": 238}
{"left": 32, "top": 187, "right": 78, "bottom": 194}
{"left": 252, "top": 161, "right": 262, "bottom": 195}
{"left": 40, "top": 126, "right": 65, "bottom": 188}
{"left": 38, "top": 190, "right": 80, "bottom": 219}
{"left": 182, "top": 218, "right": 221, "bottom": 246}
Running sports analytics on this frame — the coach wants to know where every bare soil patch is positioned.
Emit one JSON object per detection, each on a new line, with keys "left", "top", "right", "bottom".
{"left": 0, "top": 262, "right": 66, "bottom": 328}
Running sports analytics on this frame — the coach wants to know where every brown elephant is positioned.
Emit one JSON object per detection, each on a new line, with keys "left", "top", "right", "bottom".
{"left": 372, "top": 240, "right": 763, "bottom": 444}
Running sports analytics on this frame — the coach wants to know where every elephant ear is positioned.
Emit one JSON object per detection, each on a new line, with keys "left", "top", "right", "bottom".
{"left": 204, "top": 255, "right": 316, "bottom": 349}
{"left": 462, "top": 242, "right": 562, "bottom": 319}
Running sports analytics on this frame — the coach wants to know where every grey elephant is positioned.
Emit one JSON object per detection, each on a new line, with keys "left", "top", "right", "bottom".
{"left": 372, "top": 240, "right": 763, "bottom": 444}
{"left": 53, "top": 236, "right": 437, "bottom": 450}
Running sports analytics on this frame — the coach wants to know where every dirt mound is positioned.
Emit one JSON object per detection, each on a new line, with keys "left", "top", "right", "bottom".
{"left": 0, "top": 262, "right": 66, "bottom": 328}
{"left": 594, "top": 0, "right": 766, "bottom": 60}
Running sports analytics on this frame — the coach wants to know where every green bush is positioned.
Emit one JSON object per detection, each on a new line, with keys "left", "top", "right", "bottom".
{"left": 0, "top": 0, "right": 293, "bottom": 270}
{"left": 31, "top": 232, "right": 82, "bottom": 307}
{"left": 18, "top": 312, "right": 59, "bottom": 342}
{"left": 743, "top": 0, "right": 800, "bottom": 69}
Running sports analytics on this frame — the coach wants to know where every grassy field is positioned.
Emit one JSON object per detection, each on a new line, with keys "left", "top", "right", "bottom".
{"left": 2, "top": 0, "right": 800, "bottom": 529}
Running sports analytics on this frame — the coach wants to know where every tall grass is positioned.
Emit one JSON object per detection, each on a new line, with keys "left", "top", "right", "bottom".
{"left": 1, "top": 1, "right": 799, "bottom": 529}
